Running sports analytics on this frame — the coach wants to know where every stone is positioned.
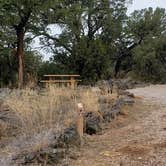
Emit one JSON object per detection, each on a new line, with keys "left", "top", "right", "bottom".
{"left": 97, "top": 80, "right": 113, "bottom": 95}
{"left": 84, "top": 112, "right": 102, "bottom": 135}
{"left": 58, "top": 125, "right": 81, "bottom": 147}
{"left": 118, "top": 90, "right": 135, "bottom": 98}
{"left": 119, "top": 96, "right": 135, "bottom": 105}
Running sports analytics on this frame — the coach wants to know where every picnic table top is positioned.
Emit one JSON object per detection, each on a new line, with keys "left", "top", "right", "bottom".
{"left": 44, "top": 74, "right": 80, "bottom": 77}
{"left": 40, "top": 80, "right": 81, "bottom": 83}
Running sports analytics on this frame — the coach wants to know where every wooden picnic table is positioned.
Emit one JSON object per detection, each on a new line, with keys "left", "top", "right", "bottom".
{"left": 40, "top": 74, "right": 81, "bottom": 89}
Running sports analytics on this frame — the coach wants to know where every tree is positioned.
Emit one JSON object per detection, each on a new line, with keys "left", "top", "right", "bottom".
{"left": 39, "top": 0, "right": 129, "bottom": 83}
{"left": 0, "top": 47, "right": 43, "bottom": 87}
{"left": 100, "top": 0, "right": 129, "bottom": 77}
{"left": 106, "top": 7, "right": 166, "bottom": 78}
{"left": 127, "top": 7, "right": 166, "bottom": 81}
{"left": 132, "top": 35, "right": 166, "bottom": 82}
{"left": 0, "top": 0, "right": 49, "bottom": 88}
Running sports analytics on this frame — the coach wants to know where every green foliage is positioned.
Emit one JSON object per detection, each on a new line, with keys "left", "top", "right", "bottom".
{"left": 0, "top": 49, "right": 43, "bottom": 87}
{"left": 128, "top": 7, "right": 166, "bottom": 37}
{"left": 0, "top": 48, "right": 18, "bottom": 87}
{"left": 37, "top": 61, "right": 67, "bottom": 80}
{"left": 133, "top": 36, "right": 166, "bottom": 82}
{"left": 39, "top": 0, "right": 128, "bottom": 83}
{"left": 24, "top": 51, "right": 43, "bottom": 79}
{"left": 1, "top": 0, "right": 166, "bottom": 85}
{"left": 0, "top": 0, "right": 53, "bottom": 87}
{"left": 128, "top": 7, "right": 166, "bottom": 82}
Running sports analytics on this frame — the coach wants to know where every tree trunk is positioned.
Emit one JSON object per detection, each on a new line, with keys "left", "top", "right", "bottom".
{"left": 114, "top": 58, "right": 121, "bottom": 78}
{"left": 16, "top": 28, "right": 24, "bottom": 88}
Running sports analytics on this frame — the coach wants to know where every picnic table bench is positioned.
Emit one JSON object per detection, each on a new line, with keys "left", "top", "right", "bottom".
{"left": 40, "top": 74, "right": 81, "bottom": 88}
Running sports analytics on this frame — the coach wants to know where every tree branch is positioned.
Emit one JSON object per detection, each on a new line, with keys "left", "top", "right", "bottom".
{"left": 40, "top": 32, "right": 72, "bottom": 53}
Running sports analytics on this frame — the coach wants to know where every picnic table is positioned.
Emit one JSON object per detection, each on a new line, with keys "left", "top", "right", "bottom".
{"left": 40, "top": 74, "right": 81, "bottom": 88}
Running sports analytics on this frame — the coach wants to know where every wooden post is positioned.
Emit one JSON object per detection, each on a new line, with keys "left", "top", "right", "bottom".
{"left": 76, "top": 103, "right": 84, "bottom": 146}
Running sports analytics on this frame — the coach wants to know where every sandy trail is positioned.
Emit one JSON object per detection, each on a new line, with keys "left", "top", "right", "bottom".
{"left": 128, "top": 84, "right": 166, "bottom": 105}
{"left": 71, "top": 85, "right": 166, "bottom": 166}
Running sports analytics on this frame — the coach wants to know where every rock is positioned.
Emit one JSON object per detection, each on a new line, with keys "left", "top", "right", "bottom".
{"left": 0, "top": 104, "right": 21, "bottom": 127}
{"left": 118, "top": 90, "right": 135, "bottom": 98}
{"left": 23, "top": 153, "right": 36, "bottom": 163}
{"left": 113, "top": 78, "right": 149, "bottom": 91}
{"left": 14, "top": 147, "right": 67, "bottom": 165}
{"left": 119, "top": 96, "right": 135, "bottom": 105}
{"left": 113, "top": 79, "right": 128, "bottom": 90}
{"left": 111, "top": 105, "right": 121, "bottom": 118}
{"left": 127, "top": 92, "right": 135, "bottom": 98}
{"left": 100, "top": 109, "right": 111, "bottom": 122}
{"left": 97, "top": 80, "right": 113, "bottom": 95}
{"left": 100, "top": 106, "right": 121, "bottom": 122}
{"left": 10, "top": 127, "right": 80, "bottom": 165}
{"left": 58, "top": 125, "right": 81, "bottom": 147}
{"left": 99, "top": 96, "right": 130, "bottom": 122}
{"left": 84, "top": 112, "right": 102, "bottom": 135}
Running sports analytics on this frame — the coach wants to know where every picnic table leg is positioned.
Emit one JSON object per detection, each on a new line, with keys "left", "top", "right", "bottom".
{"left": 48, "top": 76, "right": 52, "bottom": 87}
{"left": 67, "top": 82, "right": 70, "bottom": 87}
{"left": 70, "top": 76, "right": 75, "bottom": 89}
{"left": 75, "top": 81, "right": 78, "bottom": 87}
{"left": 46, "top": 82, "right": 49, "bottom": 88}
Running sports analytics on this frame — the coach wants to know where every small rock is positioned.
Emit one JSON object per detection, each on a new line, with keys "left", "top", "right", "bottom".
{"left": 59, "top": 125, "right": 81, "bottom": 146}
{"left": 121, "top": 97, "right": 135, "bottom": 105}
{"left": 84, "top": 112, "right": 102, "bottom": 135}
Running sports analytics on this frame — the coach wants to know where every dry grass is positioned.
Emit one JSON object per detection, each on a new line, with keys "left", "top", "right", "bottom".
{"left": 3, "top": 86, "right": 100, "bottom": 136}
{"left": 79, "top": 89, "right": 99, "bottom": 113}
{"left": 5, "top": 87, "right": 73, "bottom": 135}
{"left": 0, "top": 86, "right": 102, "bottom": 165}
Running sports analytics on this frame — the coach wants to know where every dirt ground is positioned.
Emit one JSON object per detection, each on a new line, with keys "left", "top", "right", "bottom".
{"left": 70, "top": 85, "right": 166, "bottom": 166}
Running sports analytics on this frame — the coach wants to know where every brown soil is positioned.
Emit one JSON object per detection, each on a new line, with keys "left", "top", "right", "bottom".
{"left": 70, "top": 85, "right": 166, "bottom": 166}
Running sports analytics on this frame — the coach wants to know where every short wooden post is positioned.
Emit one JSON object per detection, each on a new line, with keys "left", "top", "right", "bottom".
{"left": 76, "top": 103, "right": 84, "bottom": 146}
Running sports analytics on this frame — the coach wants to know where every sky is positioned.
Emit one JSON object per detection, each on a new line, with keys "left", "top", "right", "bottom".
{"left": 33, "top": 0, "right": 166, "bottom": 61}
{"left": 128, "top": 0, "right": 166, "bottom": 14}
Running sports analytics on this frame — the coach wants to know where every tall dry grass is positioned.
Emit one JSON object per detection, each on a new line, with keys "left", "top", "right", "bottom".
{"left": 79, "top": 88, "right": 101, "bottom": 117}
{"left": 5, "top": 87, "right": 73, "bottom": 135}
{"left": 5, "top": 86, "right": 100, "bottom": 136}
{"left": 0, "top": 86, "right": 101, "bottom": 165}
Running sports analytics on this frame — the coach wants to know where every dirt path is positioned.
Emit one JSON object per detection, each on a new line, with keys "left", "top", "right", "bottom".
{"left": 71, "top": 85, "right": 166, "bottom": 166}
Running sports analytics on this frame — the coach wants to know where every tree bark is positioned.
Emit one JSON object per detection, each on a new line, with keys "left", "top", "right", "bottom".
{"left": 13, "top": 9, "right": 31, "bottom": 88}
{"left": 16, "top": 28, "right": 24, "bottom": 88}
{"left": 114, "top": 58, "right": 121, "bottom": 78}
